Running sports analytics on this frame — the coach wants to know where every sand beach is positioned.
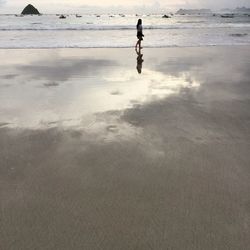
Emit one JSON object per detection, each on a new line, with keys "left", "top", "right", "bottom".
{"left": 0, "top": 46, "right": 250, "bottom": 249}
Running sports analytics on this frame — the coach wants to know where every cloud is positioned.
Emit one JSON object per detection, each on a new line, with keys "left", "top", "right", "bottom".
{"left": 0, "top": 0, "right": 6, "bottom": 6}
{"left": 18, "top": 57, "right": 116, "bottom": 82}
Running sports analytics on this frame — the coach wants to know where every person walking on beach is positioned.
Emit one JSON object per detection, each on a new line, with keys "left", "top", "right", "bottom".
{"left": 135, "top": 19, "right": 144, "bottom": 51}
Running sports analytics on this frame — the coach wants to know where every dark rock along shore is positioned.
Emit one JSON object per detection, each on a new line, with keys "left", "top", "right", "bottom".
{"left": 21, "top": 4, "right": 40, "bottom": 15}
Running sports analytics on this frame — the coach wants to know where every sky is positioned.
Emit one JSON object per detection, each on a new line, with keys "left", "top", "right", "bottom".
{"left": 0, "top": 0, "right": 249, "bottom": 13}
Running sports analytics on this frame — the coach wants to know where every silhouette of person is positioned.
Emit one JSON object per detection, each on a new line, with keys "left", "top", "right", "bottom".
{"left": 135, "top": 19, "right": 144, "bottom": 52}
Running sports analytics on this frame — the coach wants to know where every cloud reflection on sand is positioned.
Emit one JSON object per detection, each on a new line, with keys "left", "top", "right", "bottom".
{"left": 1, "top": 48, "right": 250, "bottom": 250}
{"left": 0, "top": 49, "right": 200, "bottom": 132}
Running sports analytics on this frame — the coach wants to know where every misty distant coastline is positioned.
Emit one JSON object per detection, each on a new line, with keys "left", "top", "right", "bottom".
{"left": 176, "top": 7, "right": 250, "bottom": 15}
{"left": 0, "top": 2, "right": 249, "bottom": 15}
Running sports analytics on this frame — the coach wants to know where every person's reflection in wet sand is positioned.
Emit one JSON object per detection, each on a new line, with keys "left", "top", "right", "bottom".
{"left": 136, "top": 49, "right": 144, "bottom": 74}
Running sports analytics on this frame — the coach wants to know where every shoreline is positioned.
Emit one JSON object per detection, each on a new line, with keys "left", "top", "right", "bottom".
{"left": 1, "top": 44, "right": 250, "bottom": 49}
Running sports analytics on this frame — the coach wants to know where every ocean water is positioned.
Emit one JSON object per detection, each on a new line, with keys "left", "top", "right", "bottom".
{"left": 0, "top": 13, "right": 250, "bottom": 48}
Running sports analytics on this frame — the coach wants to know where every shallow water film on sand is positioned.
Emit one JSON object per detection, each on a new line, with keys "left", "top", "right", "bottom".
{"left": 0, "top": 47, "right": 250, "bottom": 249}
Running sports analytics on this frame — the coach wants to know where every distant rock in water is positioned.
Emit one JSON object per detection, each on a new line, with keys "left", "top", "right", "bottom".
{"left": 230, "top": 33, "right": 248, "bottom": 37}
{"left": 162, "top": 14, "right": 171, "bottom": 18}
{"left": 59, "top": 15, "right": 66, "bottom": 19}
{"left": 221, "top": 14, "right": 234, "bottom": 18}
{"left": 21, "top": 4, "right": 40, "bottom": 15}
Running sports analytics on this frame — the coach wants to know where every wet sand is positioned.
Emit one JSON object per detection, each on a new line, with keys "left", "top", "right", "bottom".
{"left": 0, "top": 47, "right": 250, "bottom": 250}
